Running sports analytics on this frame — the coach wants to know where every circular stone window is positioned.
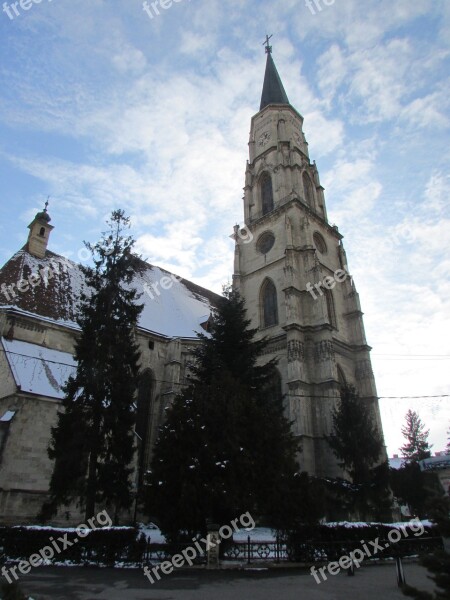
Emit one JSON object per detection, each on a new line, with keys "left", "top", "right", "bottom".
{"left": 313, "top": 232, "right": 327, "bottom": 254}
{"left": 256, "top": 231, "right": 275, "bottom": 255}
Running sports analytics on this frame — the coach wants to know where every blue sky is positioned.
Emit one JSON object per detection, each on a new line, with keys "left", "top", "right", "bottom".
{"left": 0, "top": 0, "right": 449, "bottom": 456}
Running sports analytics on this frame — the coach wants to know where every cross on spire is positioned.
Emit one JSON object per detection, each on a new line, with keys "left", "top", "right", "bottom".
{"left": 44, "top": 196, "right": 50, "bottom": 212}
{"left": 259, "top": 38, "right": 290, "bottom": 110}
{"left": 263, "top": 34, "right": 273, "bottom": 54}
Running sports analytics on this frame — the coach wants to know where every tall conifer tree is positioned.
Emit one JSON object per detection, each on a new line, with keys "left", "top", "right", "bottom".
{"left": 43, "top": 210, "right": 143, "bottom": 522}
{"left": 401, "top": 409, "right": 432, "bottom": 463}
{"left": 147, "top": 288, "right": 299, "bottom": 540}
{"left": 390, "top": 410, "right": 433, "bottom": 518}
{"left": 327, "top": 385, "right": 391, "bottom": 519}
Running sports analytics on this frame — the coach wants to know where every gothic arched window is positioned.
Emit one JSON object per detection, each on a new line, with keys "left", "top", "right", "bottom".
{"left": 261, "top": 279, "right": 278, "bottom": 328}
{"left": 261, "top": 173, "right": 274, "bottom": 215}
{"left": 324, "top": 289, "right": 337, "bottom": 328}
{"left": 313, "top": 232, "right": 327, "bottom": 254}
{"left": 303, "top": 172, "right": 315, "bottom": 209}
{"left": 39, "top": 227, "right": 45, "bottom": 237}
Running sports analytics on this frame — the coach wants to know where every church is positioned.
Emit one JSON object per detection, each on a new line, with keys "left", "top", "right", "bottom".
{"left": 0, "top": 45, "right": 386, "bottom": 524}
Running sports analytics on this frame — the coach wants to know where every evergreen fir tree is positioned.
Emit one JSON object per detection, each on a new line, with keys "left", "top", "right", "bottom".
{"left": 403, "top": 495, "right": 450, "bottom": 600}
{"left": 403, "top": 552, "right": 450, "bottom": 600}
{"left": 42, "top": 210, "right": 143, "bottom": 522}
{"left": 391, "top": 413, "right": 440, "bottom": 518}
{"left": 328, "top": 385, "right": 383, "bottom": 483}
{"left": 146, "top": 287, "right": 301, "bottom": 541}
{"left": 389, "top": 461, "right": 431, "bottom": 518}
{"left": 1, "top": 582, "right": 27, "bottom": 600}
{"left": 327, "top": 385, "right": 391, "bottom": 519}
{"left": 401, "top": 409, "right": 432, "bottom": 463}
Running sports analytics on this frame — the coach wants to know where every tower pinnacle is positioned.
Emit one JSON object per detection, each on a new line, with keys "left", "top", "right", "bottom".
{"left": 259, "top": 44, "right": 290, "bottom": 111}
{"left": 27, "top": 198, "right": 54, "bottom": 258}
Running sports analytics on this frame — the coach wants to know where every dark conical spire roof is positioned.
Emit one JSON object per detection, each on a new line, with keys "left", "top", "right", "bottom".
{"left": 260, "top": 52, "right": 290, "bottom": 111}
{"left": 35, "top": 198, "right": 51, "bottom": 223}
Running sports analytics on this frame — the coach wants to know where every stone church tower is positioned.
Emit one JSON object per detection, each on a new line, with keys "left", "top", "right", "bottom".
{"left": 233, "top": 44, "right": 386, "bottom": 477}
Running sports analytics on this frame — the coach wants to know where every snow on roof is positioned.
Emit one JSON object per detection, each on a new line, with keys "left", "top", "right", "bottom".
{"left": 0, "top": 249, "right": 220, "bottom": 339}
{"left": 0, "top": 410, "right": 16, "bottom": 422}
{"left": 322, "top": 520, "right": 434, "bottom": 529}
{"left": 134, "top": 266, "right": 213, "bottom": 338}
{"left": 0, "top": 249, "right": 85, "bottom": 324}
{"left": 419, "top": 455, "right": 450, "bottom": 471}
{"left": 1, "top": 338, "right": 76, "bottom": 400}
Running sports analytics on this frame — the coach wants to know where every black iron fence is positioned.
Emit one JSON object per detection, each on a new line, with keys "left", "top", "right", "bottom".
{"left": 0, "top": 526, "right": 444, "bottom": 567}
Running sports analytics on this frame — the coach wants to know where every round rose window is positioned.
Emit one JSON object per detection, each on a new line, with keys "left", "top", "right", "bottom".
{"left": 256, "top": 232, "right": 275, "bottom": 254}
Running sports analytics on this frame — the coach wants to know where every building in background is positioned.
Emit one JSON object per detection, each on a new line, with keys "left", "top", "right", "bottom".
{"left": 419, "top": 454, "right": 450, "bottom": 497}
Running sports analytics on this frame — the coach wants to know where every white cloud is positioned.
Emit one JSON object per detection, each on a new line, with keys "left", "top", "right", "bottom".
{"left": 304, "top": 111, "right": 344, "bottom": 157}
{"left": 111, "top": 45, "right": 148, "bottom": 75}
{"left": 179, "top": 31, "right": 216, "bottom": 55}
{"left": 317, "top": 44, "right": 348, "bottom": 105}
{"left": 401, "top": 93, "right": 450, "bottom": 129}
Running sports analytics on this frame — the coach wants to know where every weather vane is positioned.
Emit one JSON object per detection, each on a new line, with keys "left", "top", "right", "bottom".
{"left": 263, "top": 34, "right": 273, "bottom": 54}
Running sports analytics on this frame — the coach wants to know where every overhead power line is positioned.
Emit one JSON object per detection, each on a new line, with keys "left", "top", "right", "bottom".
{"left": 290, "top": 394, "right": 450, "bottom": 400}
{"left": 374, "top": 354, "right": 450, "bottom": 357}
{"left": 2, "top": 349, "right": 449, "bottom": 401}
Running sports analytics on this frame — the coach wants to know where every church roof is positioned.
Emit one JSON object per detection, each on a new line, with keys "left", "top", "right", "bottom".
{"left": 33, "top": 210, "right": 51, "bottom": 223}
{"left": 0, "top": 249, "right": 84, "bottom": 325}
{"left": 1, "top": 337, "right": 76, "bottom": 400}
{"left": 260, "top": 52, "right": 290, "bottom": 111}
{"left": 0, "top": 248, "right": 221, "bottom": 339}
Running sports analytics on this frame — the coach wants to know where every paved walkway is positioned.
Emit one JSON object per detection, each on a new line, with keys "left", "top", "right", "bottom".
{"left": 18, "top": 563, "right": 436, "bottom": 600}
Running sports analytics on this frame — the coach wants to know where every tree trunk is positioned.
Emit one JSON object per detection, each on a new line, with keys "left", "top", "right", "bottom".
{"left": 85, "top": 412, "right": 101, "bottom": 521}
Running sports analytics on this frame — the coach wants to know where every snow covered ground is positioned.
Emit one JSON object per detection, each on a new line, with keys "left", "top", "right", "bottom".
{"left": 139, "top": 521, "right": 433, "bottom": 544}
{"left": 139, "top": 524, "right": 277, "bottom": 544}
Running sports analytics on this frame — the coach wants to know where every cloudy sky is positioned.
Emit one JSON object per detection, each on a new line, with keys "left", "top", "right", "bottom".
{"left": 0, "top": 0, "right": 449, "bottom": 456}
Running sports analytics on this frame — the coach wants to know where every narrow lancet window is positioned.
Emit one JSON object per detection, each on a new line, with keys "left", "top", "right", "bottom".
{"left": 261, "top": 173, "right": 274, "bottom": 215}
{"left": 303, "top": 172, "right": 315, "bottom": 209}
{"left": 261, "top": 279, "right": 278, "bottom": 327}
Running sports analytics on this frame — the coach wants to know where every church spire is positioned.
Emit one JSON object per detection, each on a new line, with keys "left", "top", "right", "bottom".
{"left": 259, "top": 38, "right": 290, "bottom": 111}
{"left": 26, "top": 198, "right": 54, "bottom": 259}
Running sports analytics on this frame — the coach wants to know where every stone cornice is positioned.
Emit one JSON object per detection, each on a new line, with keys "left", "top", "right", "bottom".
{"left": 332, "top": 337, "right": 373, "bottom": 355}
{"left": 248, "top": 197, "right": 342, "bottom": 241}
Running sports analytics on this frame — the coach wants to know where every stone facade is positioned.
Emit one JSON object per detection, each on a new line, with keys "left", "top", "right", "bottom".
{"left": 0, "top": 301, "right": 213, "bottom": 524}
{"left": 0, "top": 302, "right": 214, "bottom": 523}
{"left": 233, "top": 52, "right": 386, "bottom": 477}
